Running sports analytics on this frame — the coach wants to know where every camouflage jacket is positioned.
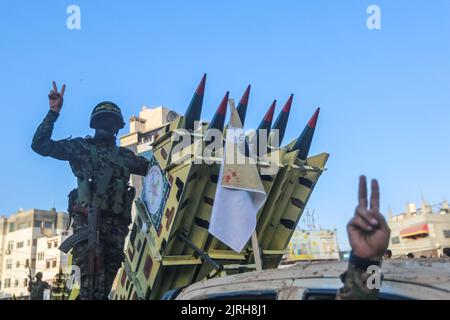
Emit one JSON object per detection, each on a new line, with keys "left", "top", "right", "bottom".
{"left": 336, "top": 259, "right": 381, "bottom": 300}
{"left": 29, "top": 280, "right": 51, "bottom": 300}
{"left": 31, "top": 110, "right": 149, "bottom": 214}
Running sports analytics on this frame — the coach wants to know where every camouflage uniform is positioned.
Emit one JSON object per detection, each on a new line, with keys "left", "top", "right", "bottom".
{"left": 32, "top": 110, "right": 149, "bottom": 299}
{"left": 336, "top": 254, "right": 381, "bottom": 300}
{"left": 29, "top": 280, "right": 51, "bottom": 300}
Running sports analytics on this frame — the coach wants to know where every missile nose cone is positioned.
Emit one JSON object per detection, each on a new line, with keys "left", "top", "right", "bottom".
{"left": 184, "top": 74, "right": 207, "bottom": 130}
{"left": 258, "top": 100, "right": 276, "bottom": 130}
{"left": 217, "top": 91, "right": 229, "bottom": 116}
{"left": 264, "top": 100, "right": 276, "bottom": 123}
{"left": 237, "top": 85, "right": 251, "bottom": 125}
{"left": 308, "top": 107, "right": 320, "bottom": 129}
{"left": 208, "top": 91, "right": 229, "bottom": 131}
{"left": 272, "top": 94, "right": 294, "bottom": 144}
{"left": 195, "top": 73, "right": 207, "bottom": 96}
{"left": 282, "top": 94, "right": 294, "bottom": 113}
{"left": 292, "top": 107, "right": 320, "bottom": 160}
{"left": 257, "top": 100, "right": 277, "bottom": 156}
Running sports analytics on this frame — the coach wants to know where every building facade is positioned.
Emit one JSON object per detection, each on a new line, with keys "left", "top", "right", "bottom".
{"left": 0, "top": 208, "right": 70, "bottom": 299}
{"left": 36, "top": 233, "right": 71, "bottom": 285}
{"left": 388, "top": 201, "right": 450, "bottom": 258}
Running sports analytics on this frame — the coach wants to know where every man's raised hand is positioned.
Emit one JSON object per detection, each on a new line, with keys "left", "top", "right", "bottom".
{"left": 347, "top": 176, "right": 391, "bottom": 261}
{"left": 48, "top": 81, "right": 66, "bottom": 113}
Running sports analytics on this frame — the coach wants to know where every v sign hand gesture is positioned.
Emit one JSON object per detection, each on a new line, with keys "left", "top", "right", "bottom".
{"left": 347, "top": 176, "right": 391, "bottom": 261}
{"left": 48, "top": 81, "right": 66, "bottom": 113}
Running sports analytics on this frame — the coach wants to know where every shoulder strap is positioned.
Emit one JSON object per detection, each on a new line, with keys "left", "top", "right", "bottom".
{"left": 90, "top": 144, "right": 120, "bottom": 207}
{"left": 117, "top": 147, "right": 130, "bottom": 177}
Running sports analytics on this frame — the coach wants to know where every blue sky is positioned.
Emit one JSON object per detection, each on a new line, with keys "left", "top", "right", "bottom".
{"left": 1, "top": 0, "right": 449, "bottom": 249}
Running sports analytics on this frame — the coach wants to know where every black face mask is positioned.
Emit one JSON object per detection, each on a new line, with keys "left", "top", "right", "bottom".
{"left": 92, "top": 114, "right": 120, "bottom": 144}
{"left": 94, "top": 128, "right": 117, "bottom": 141}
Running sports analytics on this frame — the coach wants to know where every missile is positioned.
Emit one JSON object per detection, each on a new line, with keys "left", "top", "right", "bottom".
{"left": 291, "top": 107, "right": 320, "bottom": 160}
{"left": 256, "top": 100, "right": 276, "bottom": 155}
{"left": 208, "top": 91, "right": 229, "bottom": 131}
{"left": 271, "top": 94, "right": 293, "bottom": 144}
{"left": 258, "top": 100, "right": 276, "bottom": 131}
{"left": 236, "top": 85, "right": 251, "bottom": 125}
{"left": 183, "top": 74, "right": 207, "bottom": 130}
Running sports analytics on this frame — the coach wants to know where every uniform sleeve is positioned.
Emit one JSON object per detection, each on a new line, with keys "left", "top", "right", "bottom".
{"left": 31, "top": 110, "right": 85, "bottom": 161}
{"left": 336, "top": 263, "right": 380, "bottom": 300}
{"left": 122, "top": 148, "right": 150, "bottom": 176}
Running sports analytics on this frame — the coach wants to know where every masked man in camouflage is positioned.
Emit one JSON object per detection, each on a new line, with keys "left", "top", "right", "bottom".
{"left": 32, "top": 82, "right": 149, "bottom": 299}
{"left": 28, "top": 272, "right": 51, "bottom": 300}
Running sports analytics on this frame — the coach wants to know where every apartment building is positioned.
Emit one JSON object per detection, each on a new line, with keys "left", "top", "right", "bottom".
{"left": 36, "top": 233, "right": 71, "bottom": 284}
{"left": 388, "top": 201, "right": 450, "bottom": 258}
{"left": 0, "top": 208, "right": 69, "bottom": 298}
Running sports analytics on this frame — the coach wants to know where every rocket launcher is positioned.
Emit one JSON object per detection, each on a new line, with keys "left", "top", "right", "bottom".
{"left": 111, "top": 78, "right": 328, "bottom": 300}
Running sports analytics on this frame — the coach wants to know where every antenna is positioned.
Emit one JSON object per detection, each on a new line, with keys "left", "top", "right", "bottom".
{"left": 304, "top": 208, "right": 313, "bottom": 230}
{"left": 311, "top": 210, "right": 316, "bottom": 230}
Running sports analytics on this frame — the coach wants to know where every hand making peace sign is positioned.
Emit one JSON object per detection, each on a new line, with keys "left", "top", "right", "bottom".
{"left": 48, "top": 81, "right": 66, "bottom": 113}
{"left": 347, "top": 176, "right": 391, "bottom": 261}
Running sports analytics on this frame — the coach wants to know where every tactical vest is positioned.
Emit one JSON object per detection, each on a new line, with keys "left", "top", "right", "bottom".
{"left": 68, "top": 144, "right": 135, "bottom": 222}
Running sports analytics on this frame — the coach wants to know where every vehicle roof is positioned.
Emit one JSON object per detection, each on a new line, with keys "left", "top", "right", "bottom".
{"left": 177, "top": 258, "right": 450, "bottom": 300}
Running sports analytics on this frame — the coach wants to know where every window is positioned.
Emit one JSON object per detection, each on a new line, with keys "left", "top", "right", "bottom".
{"left": 16, "top": 261, "right": 21, "bottom": 268}
{"left": 47, "top": 242, "right": 52, "bottom": 249}
{"left": 46, "top": 260, "right": 51, "bottom": 269}
{"left": 44, "top": 221, "right": 53, "bottom": 229}
{"left": 443, "top": 230, "right": 450, "bottom": 238}
{"left": 7, "top": 241, "right": 14, "bottom": 251}
{"left": 34, "top": 220, "right": 42, "bottom": 228}
{"left": 32, "top": 239, "right": 37, "bottom": 246}
{"left": 6, "top": 259, "right": 12, "bottom": 269}
{"left": 391, "top": 236, "right": 400, "bottom": 244}
{"left": 25, "top": 259, "right": 30, "bottom": 268}
{"left": 8, "top": 223, "right": 14, "bottom": 232}
{"left": 14, "top": 279, "right": 19, "bottom": 287}
{"left": 52, "top": 259, "right": 57, "bottom": 268}
{"left": 16, "top": 241, "right": 24, "bottom": 249}
{"left": 4, "top": 279, "right": 11, "bottom": 288}
{"left": 38, "top": 252, "right": 45, "bottom": 261}
{"left": 54, "top": 240, "right": 58, "bottom": 248}
{"left": 17, "top": 222, "right": 29, "bottom": 230}
{"left": 24, "top": 278, "right": 28, "bottom": 287}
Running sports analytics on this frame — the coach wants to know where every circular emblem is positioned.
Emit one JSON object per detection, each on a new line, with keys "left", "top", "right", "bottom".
{"left": 166, "top": 111, "right": 179, "bottom": 123}
{"left": 143, "top": 165, "right": 164, "bottom": 215}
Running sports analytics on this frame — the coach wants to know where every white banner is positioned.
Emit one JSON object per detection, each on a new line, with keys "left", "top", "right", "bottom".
{"left": 209, "top": 99, "right": 267, "bottom": 253}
